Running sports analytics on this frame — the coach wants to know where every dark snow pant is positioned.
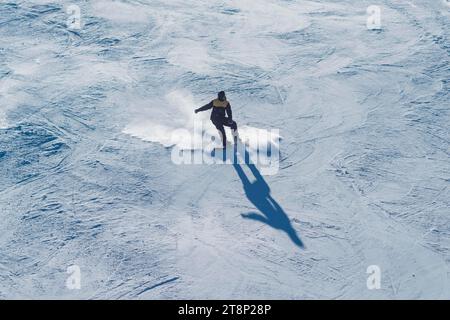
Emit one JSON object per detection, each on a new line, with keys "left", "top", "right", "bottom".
{"left": 212, "top": 118, "right": 237, "bottom": 148}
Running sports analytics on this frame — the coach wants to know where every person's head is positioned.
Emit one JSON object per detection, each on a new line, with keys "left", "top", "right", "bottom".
{"left": 218, "top": 91, "right": 226, "bottom": 101}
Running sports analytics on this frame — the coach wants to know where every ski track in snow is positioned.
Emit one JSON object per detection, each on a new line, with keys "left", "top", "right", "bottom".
{"left": 0, "top": 0, "right": 449, "bottom": 299}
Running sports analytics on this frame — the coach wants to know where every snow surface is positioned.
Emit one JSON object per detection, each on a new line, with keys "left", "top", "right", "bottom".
{"left": 0, "top": 0, "right": 449, "bottom": 299}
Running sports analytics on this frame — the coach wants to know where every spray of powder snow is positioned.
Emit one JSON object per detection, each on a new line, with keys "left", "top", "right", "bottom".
{"left": 123, "top": 90, "right": 281, "bottom": 151}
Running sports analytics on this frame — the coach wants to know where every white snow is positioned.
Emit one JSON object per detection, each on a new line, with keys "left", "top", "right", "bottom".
{"left": 0, "top": 0, "right": 449, "bottom": 299}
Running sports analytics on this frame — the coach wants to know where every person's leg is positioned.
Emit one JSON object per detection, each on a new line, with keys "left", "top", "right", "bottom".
{"left": 213, "top": 120, "right": 227, "bottom": 148}
{"left": 223, "top": 118, "right": 237, "bottom": 130}
{"left": 223, "top": 119, "right": 238, "bottom": 142}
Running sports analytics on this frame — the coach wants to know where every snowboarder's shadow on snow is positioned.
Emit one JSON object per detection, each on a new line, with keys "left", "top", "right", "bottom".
{"left": 232, "top": 145, "right": 304, "bottom": 249}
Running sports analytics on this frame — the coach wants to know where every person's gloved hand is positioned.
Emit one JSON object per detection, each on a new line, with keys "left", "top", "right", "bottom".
{"left": 194, "top": 109, "right": 199, "bottom": 114}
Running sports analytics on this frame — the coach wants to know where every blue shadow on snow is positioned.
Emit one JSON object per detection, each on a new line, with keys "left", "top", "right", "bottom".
{"left": 231, "top": 144, "right": 304, "bottom": 249}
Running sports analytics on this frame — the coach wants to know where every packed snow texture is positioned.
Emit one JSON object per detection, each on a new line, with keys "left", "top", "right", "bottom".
{"left": 0, "top": 0, "right": 449, "bottom": 299}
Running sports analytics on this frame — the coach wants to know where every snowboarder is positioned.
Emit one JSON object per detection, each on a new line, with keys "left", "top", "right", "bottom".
{"left": 194, "top": 91, "right": 238, "bottom": 149}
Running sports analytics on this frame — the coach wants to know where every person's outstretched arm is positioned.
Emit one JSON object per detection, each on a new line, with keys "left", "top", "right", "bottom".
{"left": 225, "top": 102, "right": 232, "bottom": 120}
{"left": 195, "top": 101, "right": 213, "bottom": 113}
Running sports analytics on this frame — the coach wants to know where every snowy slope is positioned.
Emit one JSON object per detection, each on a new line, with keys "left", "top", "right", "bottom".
{"left": 0, "top": 0, "right": 449, "bottom": 299}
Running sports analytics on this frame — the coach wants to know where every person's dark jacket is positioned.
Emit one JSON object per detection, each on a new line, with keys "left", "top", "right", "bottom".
{"left": 195, "top": 99, "right": 232, "bottom": 122}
